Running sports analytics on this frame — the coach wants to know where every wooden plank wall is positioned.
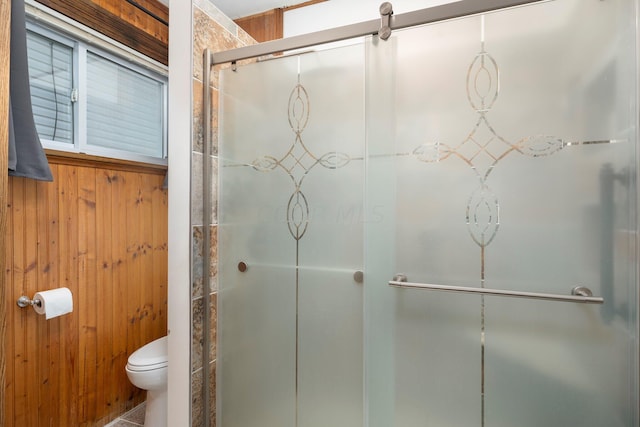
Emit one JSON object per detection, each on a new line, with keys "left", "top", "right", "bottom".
{"left": 234, "top": 8, "right": 283, "bottom": 43}
{"left": 34, "top": 0, "right": 168, "bottom": 64}
{"left": 0, "top": 0, "right": 11, "bottom": 425}
{"left": 4, "top": 159, "right": 168, "bottom": 426}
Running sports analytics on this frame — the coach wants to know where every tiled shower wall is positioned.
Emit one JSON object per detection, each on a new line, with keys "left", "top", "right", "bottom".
{"left": 191, "top": 1, "right": 255, "bottom": 425}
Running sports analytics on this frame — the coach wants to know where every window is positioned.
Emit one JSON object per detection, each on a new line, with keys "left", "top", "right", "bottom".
{"left": 26, "top": 22, "right": 167, "bottom": 165}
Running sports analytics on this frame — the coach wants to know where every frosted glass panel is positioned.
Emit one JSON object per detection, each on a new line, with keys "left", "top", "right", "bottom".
{"left": 481, "top": 2, "right": 637, "bottom": 426}
{"left": 219, "top": 55, "right": 299, "bottom": 427}
{"left": 219, "top": 43, "right": 364, "bottom": 427}
{"left": 295, "top": 48, "right": 364, "bottom": 427}
{"left": 366, "top": 0, "right": 637, "bottom": 426}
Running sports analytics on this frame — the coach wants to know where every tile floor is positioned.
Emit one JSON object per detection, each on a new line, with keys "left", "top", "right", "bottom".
{"left": 105, "top": 403, "right": 146, "bottom": 427}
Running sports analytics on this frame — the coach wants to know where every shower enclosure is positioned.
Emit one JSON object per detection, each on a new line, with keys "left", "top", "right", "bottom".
{"left": 212, "top": 0, "right": 639, "bottom": 426}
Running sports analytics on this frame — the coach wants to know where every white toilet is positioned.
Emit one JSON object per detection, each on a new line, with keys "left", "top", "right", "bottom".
{"left": 125, "top": 336, "right": 168, "bottom": 427}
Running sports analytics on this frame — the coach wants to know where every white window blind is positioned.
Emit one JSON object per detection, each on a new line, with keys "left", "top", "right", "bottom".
{"left": 26, "top": 30, "right": 74, "bottom": 145}
{"left": 86, "top": 52, "right": 164, "bottom": 158}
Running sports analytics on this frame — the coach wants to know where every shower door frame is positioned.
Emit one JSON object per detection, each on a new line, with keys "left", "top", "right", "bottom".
{"left": 203, "top": 0, "right": 640, "bottom": 425}
{"left": 206, "top": 0, "right": 546, "bottom": 67}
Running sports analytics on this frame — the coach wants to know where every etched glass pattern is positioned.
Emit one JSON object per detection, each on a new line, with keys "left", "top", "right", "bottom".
{"left": 219, "top": 46, "right": 364, "bottom": 427}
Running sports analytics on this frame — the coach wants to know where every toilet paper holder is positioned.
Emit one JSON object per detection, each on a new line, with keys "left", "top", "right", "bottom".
{"left": 16, "top": 295, "right": 42, "bottom": 308}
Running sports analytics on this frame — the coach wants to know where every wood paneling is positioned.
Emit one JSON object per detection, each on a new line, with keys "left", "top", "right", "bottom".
{"left": 45, "top": 150, "right": 168, "bottom": 175}
{"left": 34, "top": 0, "right": 168, "bottom": 65}
{"left": 4, "top": 161, "right": 168, "bottom": 426}
{"left": 235, "top": 8, "right": 283, "bottom": 43}
{"left": 0, "top": 0, "right": 10, "bottom": 425}
{"left": 93, "top": 0, "right": 167, "bottom": 42}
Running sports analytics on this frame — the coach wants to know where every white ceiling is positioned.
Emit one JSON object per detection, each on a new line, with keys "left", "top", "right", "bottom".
{"left": 208, "top": 0, "right": 288, "bottom": 19}
{"left": 158, "top": 0, "right": 288, "bottom": 19}
{"left": 159, "top": 0, "right": 285, "bottom": 19}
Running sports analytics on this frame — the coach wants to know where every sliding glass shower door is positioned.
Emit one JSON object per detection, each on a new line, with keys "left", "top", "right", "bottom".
{"left": 366, "top": 1, "right": 638, "bottom": 426}
{"left": 218, "top": 1, "right": 638, "bottom": 426}
{"left": 218, "top": 46, "right": 365, "bottom": 427}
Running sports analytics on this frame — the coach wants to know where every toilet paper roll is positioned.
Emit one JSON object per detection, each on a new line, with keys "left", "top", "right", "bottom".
{"left": 33, "top": 287, "right": 73, "bottom": 319}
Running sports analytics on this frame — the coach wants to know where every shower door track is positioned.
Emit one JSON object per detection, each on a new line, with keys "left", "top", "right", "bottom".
{"left": 208, "top": 0, "right": 545, "bottom": 66}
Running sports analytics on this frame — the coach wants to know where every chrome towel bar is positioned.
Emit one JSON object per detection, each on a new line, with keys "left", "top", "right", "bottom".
{"left": 389, "top": 275, "right": 603, "bottom": 304}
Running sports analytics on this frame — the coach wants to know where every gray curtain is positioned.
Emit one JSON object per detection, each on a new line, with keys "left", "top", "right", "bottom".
{"left": 8, "top": 0, "right": 53, "bottom": 181}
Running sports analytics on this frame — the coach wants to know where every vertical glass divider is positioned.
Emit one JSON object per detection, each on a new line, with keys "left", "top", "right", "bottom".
{"left": 202, "top": 48, "right": 212, "bottom": 427}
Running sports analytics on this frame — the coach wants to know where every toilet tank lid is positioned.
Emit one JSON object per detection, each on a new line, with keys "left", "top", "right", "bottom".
{"left": 128, "top": 336, "right": 168, "bottom": 367}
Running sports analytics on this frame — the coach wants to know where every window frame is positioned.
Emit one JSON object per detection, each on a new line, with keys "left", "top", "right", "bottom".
{"left": 26, "top": 17, "right": 168, "bottom": 166}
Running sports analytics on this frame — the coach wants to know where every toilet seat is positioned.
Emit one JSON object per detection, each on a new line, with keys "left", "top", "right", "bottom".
{"left": 126, "top": 360, "right": 168, "bottom": 372}
{"left": 126, "top": 336, "right": 168, "bottom": 372}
